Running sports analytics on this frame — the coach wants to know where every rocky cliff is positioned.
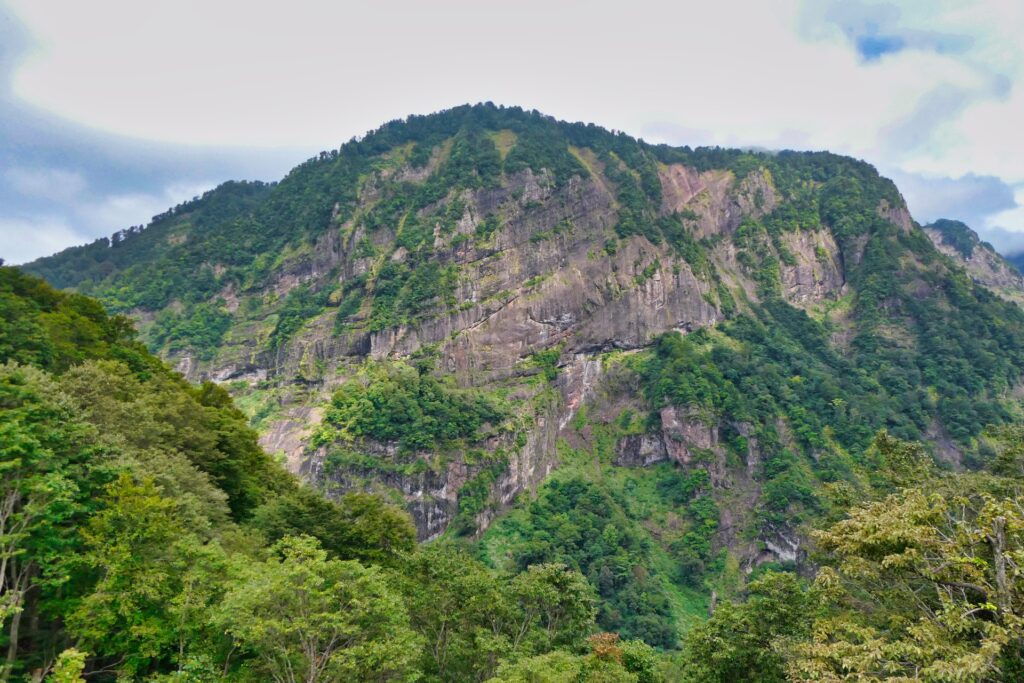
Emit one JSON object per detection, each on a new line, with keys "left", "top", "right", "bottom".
{"left": 26, "top": 104, "right": 1024, "bottom": 572}
{"left": 923, "top": 219, "right": 1024, "bottom": 305}
{"left": 171, "top": 159, "right": 850, "bottom": 544}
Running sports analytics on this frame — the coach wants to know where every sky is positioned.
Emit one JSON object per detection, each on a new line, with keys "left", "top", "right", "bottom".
{"left": 2, "top": 0, "right": 1023, "bottom": 264}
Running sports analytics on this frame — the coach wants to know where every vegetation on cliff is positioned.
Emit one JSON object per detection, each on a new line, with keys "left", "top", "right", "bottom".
{"left": 4, "top": 266, "right": 1022, "bottom": 680}
{"left": 0, "top": 267, "right": 638, "bottom": 681}
{"left": 314, "top": 361, "right": 505, "bottom": 452}
{"left": 11, "top": 103, "right": 1024, "bottom": 680}
{"left": 24, "top": 103, "right": 903, "bottom": 361}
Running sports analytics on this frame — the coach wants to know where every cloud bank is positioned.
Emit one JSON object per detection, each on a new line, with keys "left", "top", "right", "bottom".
{"left": 1, "top": 0, "right": 1022, "bottom": 262}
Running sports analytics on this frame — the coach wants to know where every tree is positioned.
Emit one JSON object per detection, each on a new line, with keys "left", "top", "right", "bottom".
{"left": 47, "top": 648, "right": 86, "bottom": 683}
{"left": 0, "top": 364, "right": 114, "bottom": 678}
{"left": 580, "top": 633, "right": 660, "bottom": 683}
{"left": 401, "top": 544, "right": 513, "bottom": 682}
{"left": 217, "top": 535, "right": 420, "bottom": 683}
{"left": 862, "top": 430, "right": 933, "bottom": 491}
{"left": 333, "top": 491, "right": 418, "bottom": 564}
{"left": 66, "top": 474, "right": 195, "bottom": 677}
{"left": 400, "top": 546, "right": 597, "bottom": 682}
{"left": 485, "top": 634, "right": 662, "bottom": 683}
{"left": 249, "top": 488, "right": 416, "bottom": 565}
{"left": 989, "top": 424, "right": 1024, "bottom": 478}
{"left": 618, "top": 640, "right": 661, "bottom": 683}
{"left": 787, "top": 478, "right": 1024, "bottom": 681}
{"left": 509, "top": 563, "right": 596, "bottom": 652}
{"left": 486, "top": 650, "right": 582, "bottom": 683}
{"left": 681, "top": 572, "right": 815, "bottom": 683}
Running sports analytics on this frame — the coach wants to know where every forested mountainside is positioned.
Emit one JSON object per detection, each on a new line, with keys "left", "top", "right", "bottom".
{"left": 18, "top": 103, "right": 1024, "bottom": 679}
{"left": 5, "top": 266, "right": 1024, "bottom": 681}
{"left": 0, "top": 266, "right": 647, "bottom": 681}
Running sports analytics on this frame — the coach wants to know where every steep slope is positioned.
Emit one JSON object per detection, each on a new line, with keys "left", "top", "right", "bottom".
{"left": 924, "top": 218, "right": 1024, "bottom": 305}
{"left": 26, "top": 103, "right": 1024, "bottom": 600}
{"left": 0, "top": 266, "right": 425, "bottom": 677}
{"left": 5, "top": 266, "right": 658, "bottom": 680}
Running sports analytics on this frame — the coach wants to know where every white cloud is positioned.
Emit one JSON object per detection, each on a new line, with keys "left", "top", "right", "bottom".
{"left": 5, "top": 0, "right": 1015, "bottom": 159}
{"left": 2, "top": 0, "right": 1022, "bottom": 253}
{"left": 73, "top": 181, "right": 214, "bottom": 234}
{"left": 5, "top": 166, "right": 86, "bottom": 200}
{"left": 0, "top": 215, "right": 86, "bottom": 264}
{"left": 890, "top": 171, "right": 1016, "bottom": 226}
{"left": 985, "top": 187, "right": 1024, "bottom": 235}
{"left": 0, "top": 0, "right": 979, "bottom": 152}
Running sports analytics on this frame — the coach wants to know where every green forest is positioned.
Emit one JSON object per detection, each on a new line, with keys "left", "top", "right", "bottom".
{"left": 0, "top": 267, "right": 653, "bottom": 682}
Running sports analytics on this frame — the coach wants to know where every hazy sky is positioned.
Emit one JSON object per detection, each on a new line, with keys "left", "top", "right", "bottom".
{"left": 2, "top": 0, "right": 1023, "bottom": 264}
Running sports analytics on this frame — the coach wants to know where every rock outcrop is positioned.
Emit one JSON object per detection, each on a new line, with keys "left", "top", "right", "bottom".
{"left": 779, "top": 229, "right": 845, "bottom": 306}
{"left": 924, "top": 219, "right": 1024, "bottom": 306}
{"left": 141, "top": 158, "right": 801, "bottom": 538}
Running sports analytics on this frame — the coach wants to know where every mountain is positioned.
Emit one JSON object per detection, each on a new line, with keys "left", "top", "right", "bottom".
{"left": 923, "top": 218, "right": 1024, "bottom": 305}
{"left": 14, "top": 103, "right": 1024, "bottom": 678}
{"left": 25, "top": 103, "right": 1024, "bottom": 637}
{"left": 1008, "top": 251, "right": 1024, "bottom": 273}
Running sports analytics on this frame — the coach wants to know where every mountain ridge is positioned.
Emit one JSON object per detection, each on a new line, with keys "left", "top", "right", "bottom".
{"left": 922, "top": 218, "right": 1024, "bottom": 305}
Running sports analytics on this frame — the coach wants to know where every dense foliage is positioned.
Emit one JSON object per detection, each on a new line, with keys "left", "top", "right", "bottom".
{"left": 498, "top": 477, "right": 680, "bottom": 648}
{"left": 0, "top": 266, "right": 158, "bottom": 374}
{"left": 481, "top": 412, "right": 725, "bottom": 651}
{"left": 0, "top": 267, "right": 658, "bottom": 682}
{"left": 679, "top": 433, "right": 1024, "bottom": 682}
{"left": 7, "top": 279, "right": 1022, "bottom": 680}
{"left": 315, "top": 361, "right": 505, "bottom": 452}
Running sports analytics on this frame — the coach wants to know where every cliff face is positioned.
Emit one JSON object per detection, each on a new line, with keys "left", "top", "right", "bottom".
{"left": 169, "top": 160, "right": 856, "bottom": 543}
{"left": 182, "top": 164, "right": 755, "bottom": 539}
{"left": 26, "top": 105, "right": 1024, "bottom": 569}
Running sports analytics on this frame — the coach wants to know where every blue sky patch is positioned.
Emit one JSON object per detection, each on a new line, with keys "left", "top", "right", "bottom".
{"left": 856, "top": 34, "right": 907, "bottom": 61}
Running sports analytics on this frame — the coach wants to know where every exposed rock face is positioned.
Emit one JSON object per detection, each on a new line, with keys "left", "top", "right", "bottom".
{"left": 924, "top": 221, "right": 1024, "bottom": 306}
{"left": 611, "top": 406, "right": 805, "bottom": 566}
{"left": 761, "top": 525, "right": 802, "bottom": 564}
{"left": 779, "top": 229, "right": 845, "bottom": 307}
{"left": 264, "top": 404, "right": 324, "bottom": 473}
{"left": 614, "top": 435, "right": 668, "bottom": 467}
{"left": 659, "top": 406, "right": 718, "bottom": 468}
{"left": 157, "top": 158, "right": 850, "bottom": 539}
{"left": 303, "top": 440, "right": 468, "bottom": 540}
{"left": 303, "top": 357, "right": 583, "bottom": 540}
{"left": 878, "top": 199, "right": 914, "bottom": 233}
{"left": 614, "top": 406, "right": 727, "bottom": 474}
{"left": 154, "top": 164, "right": 785, "bottom": 408}
{"left": 659, "top": 165, "right": 777, "bottom": 239}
